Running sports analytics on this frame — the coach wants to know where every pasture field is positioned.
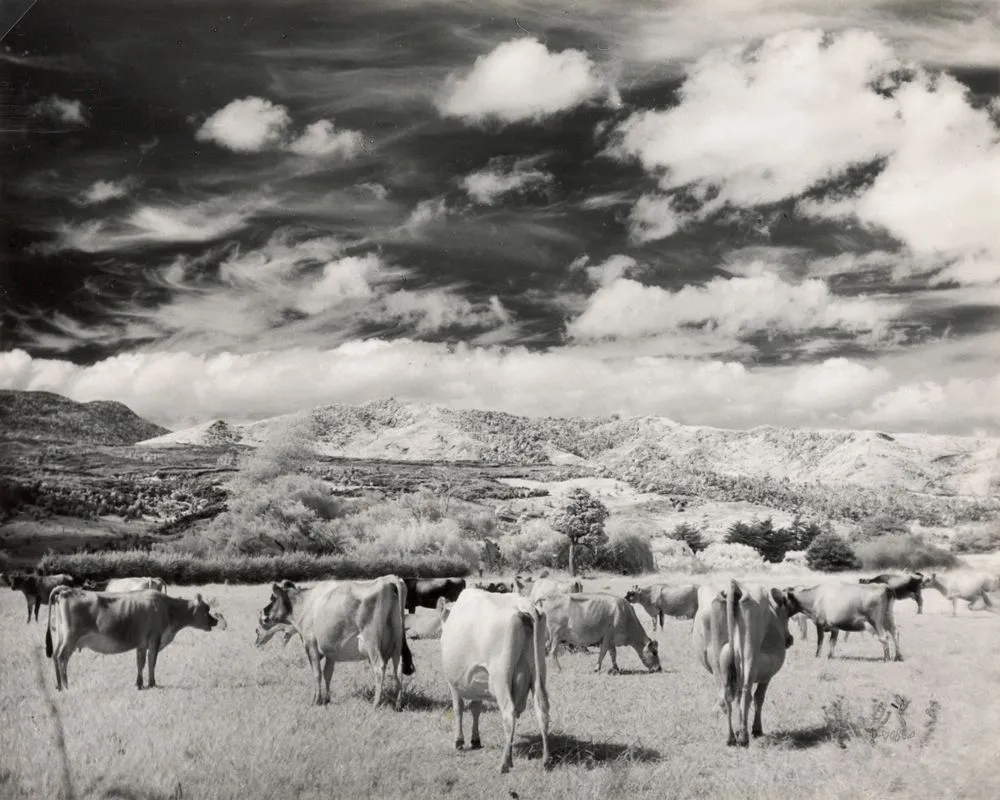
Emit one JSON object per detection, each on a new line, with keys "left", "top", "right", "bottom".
{"left": 2, "top": 573, "right": 1000, "bottom": 800}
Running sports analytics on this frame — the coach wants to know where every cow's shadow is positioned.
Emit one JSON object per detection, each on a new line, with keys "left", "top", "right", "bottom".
{"left": 834, "top": 655, "right": 894, "bottom": 663}
{"left": 762, "top": 724, "right": 834, "bottom": 750}
{"left": 519, "top": 732, "right": 661, "bottom": 767}
{"left": 351, "top": 683, "right": 451, "bottom": 712}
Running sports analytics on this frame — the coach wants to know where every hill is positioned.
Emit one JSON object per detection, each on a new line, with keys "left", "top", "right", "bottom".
{"left": 140, "top": 397, "right": 1000, "bottom": 501}
{"left": 0, "top": 390, "right": 169, "bottom": 446}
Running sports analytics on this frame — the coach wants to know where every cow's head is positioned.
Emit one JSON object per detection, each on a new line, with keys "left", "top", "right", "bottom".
{"left": 640, "top": 639, "right": 662, "bottom": 672}
{"left": 258, "top": 582, "right": 296, "bottom": 632}
{"left": 624, "top": 585, "right": 641, "bottom": 603}
{"left": 513, "top": 576, "right": 532, "bottom": 596}
{"left": 782, "top": 587, "right": 805, "bottom": 619}
{"left": 921, "top": 573, "right": 937, "bottom": 588}
{"left": 191, "top": 594, "right": 227, "bottom": 631}
{"left": 768, "top": 587, "right": 795, "bottom": 649}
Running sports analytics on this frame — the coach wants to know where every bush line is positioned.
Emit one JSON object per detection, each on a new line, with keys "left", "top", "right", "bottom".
{"left": 37, "top": 550, "right": 472, "bottom": 586}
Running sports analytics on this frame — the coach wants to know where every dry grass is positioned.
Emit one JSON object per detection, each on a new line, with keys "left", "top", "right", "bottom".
{"left": 3, "top": 572, "right": 1000, "bottom": 800}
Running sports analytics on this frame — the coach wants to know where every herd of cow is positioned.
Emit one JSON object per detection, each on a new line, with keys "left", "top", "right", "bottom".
{"left": 3, "top": 567, "right": 999, "bottom": 773}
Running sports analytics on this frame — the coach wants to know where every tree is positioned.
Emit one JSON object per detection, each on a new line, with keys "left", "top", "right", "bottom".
{"left": 806, "top": 532, "right": 860, "bottom": 572}
{"left": 550, "top": 488, "right": 609, "bottom": 576}
{"left": 670, "top": 522, "right": 708, "bottom": 554}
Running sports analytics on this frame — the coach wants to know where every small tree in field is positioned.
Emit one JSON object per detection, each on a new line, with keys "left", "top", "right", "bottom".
{"left": 550, "top": 488, "right": 609, "bottom": 576}
{"left": 806, "top": 532, "right": 860, "bottom": 572}
{"left": 670, "top": 522, "right": 708, "bottom": 554}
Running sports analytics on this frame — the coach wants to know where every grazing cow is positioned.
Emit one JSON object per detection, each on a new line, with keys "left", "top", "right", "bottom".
{"left": 515, "top": 576, "right": 583, "bottom": 604}
{"left": 692, "top": 580, "right": 794, "bottom": 746}
{"left": 440, "top": 587, "right": 551, "bottom": 773}
{"left": 476, "top": 581, "right": 513, "bottom": 594}
{"left": 859, "top": 573, "right": 923, "bottom": 614}
{"left": 256, "top": 575, "right": 414, "bottom": 708}
{"left": 922, "top": 572, "right": 1000, "bottom": 617}
{"left": 3, "top": 572, "right": 78, "bottom": 623}
{"left": 402, "top": 577, "right": 466, "bottom": 615}
{"left": 45, "top": 588, "right": 226, "bottom": 691}
{"left": 785, "top": 582, "right": 902, "bottom": 661}
{"left": 535, "top": 593, "right": 661, "bottom": 674}
{"left": 624, "top": 583, "right": 699, "bottom": 631}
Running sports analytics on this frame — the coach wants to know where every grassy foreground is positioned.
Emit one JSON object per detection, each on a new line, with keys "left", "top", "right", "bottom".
{"left": 2, "top": 572, "right": 1000, "bottom": 800}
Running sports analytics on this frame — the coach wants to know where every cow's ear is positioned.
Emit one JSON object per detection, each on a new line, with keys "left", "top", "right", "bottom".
{"left": 272, "top": 582, "right": 283, "bottom": 594}
{"left": 195, "top": 593, "right": 204, "bottom": 605}
{"left": 770, "top": 587, "right": 787, "bottom": 607}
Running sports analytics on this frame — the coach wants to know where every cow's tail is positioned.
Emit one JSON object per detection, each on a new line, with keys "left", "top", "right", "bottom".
{"left": 395, "top": 577, "right": 415, "bottom": 676}
{"left": 725, "top": 579, "right": 742, "bottom": 701}
{"left": 45, "top": 588, "right": 62, "bottom": 658}
{"left": 529, "top": 606, "right": 549, "bottom": 708}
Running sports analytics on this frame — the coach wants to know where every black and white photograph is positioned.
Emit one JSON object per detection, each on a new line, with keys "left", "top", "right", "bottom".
{"left": 1, "top": 0, "right": 999, "bottom": 797}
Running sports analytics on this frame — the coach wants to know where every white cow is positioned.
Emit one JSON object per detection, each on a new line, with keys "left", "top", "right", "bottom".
{"left": 922, "top": 572, "right": 1000, "bottom": 617}
{"left": 440, "top": 588, "right": 551, "bottom": 773}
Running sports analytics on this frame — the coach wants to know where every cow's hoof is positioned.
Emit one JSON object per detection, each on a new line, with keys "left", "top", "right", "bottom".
{"left": 608, "top": 667, "right": 621, "bottom": 676}
{"left": 894, "top": 655, "right": 904, "bottom": 662}
{"left": 726, "top": 737, "right": 737, "bottom": 747}
{"left": 736, "top": 732, "right": 750, "bottom": 747}
{"left": 455, "top": 740, "right": 464, "bottom": 751}
{"left": 470, "top": 739, "right": 483, "bottom": 750}
{"left": 751, "top": 728, "right": 764, "bottom": 739}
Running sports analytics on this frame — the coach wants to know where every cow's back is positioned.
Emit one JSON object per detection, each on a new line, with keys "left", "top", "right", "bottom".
{"left": 657, "top": 584, "right": 699, "bottom": 618}
{"left": 540, "top": 593, "right": 618, "bottom": 643}
{"left": 66, "top": 590, "right": 171, "bottom": 653}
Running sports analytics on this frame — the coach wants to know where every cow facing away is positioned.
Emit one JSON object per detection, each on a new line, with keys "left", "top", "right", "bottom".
{"left": 859, "top": 573, "right": 923, "bottom": 614}
{"left": 402, "top": 578, "right": 466, "bottom": 615}
{"left": 256, "top": 576, "right": 415, "bottom": 709}
{"left": 3, "top": 572, "right": 78, "bottom": 623}
{"left": 45, "top": 588, "right": 226, "bottom": 691}
{"left": 922, "top": 572, "right": 1000, "bottom": 616}
{"left": 785, "top": 582, "right": 902, "bottom": 661}
{"left": 440, "top": 588, "right": 551, "bottom": 773}
{"left": 624, "top": 583, "right": 699, "bottom": 631}
{"left": 693, "top": 581, "right": 794, "bottom": 746}
{"left": 535, "top": 593, "right": 661, "bottom": 674}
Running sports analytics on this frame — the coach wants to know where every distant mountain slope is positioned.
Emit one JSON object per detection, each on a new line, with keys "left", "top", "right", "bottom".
{"left": 0, "top": 390, "right": 169, "bottom": 445}
{"left": 139, "top": 398, "right": 1000, "bottom": 498}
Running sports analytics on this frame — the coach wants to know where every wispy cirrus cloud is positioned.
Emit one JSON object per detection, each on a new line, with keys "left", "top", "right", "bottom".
{"left": 73, "top": 179, "right": 137, "bottom": 206}
{"left": 437, "top": 37, "right": 620, "bottom": 124}
{"left": 460, "top": 156, "right": 554, "bottom": 205}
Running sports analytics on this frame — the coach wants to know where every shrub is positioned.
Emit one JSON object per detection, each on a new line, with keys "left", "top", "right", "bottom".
{"left": 38, "top": 550, "right": 471, "bottom": 585}
{"left": 950, "top": 525, "right": 1000, "bottom": 554}
{"left": 853, "top": 513, "right": 911, "bottom": 541}
{"left": 593, "top": 522, "right": 656, "bottom": 575}
{"left": 697, "top": 542, "right": 765, "bottom": 572}
{"left": 348, "top": 517, "right": 480, "bottom": 571}
{"left": 670, "top": 522, "right": 708, "bottom": 553}
{"left": 725, "top": 518, "right": 797, "bottom": 563}
{"left": 653, "top": 538, "right": 702, "bottom": 573}
{"left": 854, "top": 533, "right": 958, "bottom": 571}
{"left": 499, "top": 520, "right": 564, "bottom": 571}
{"left": 806, "top": 532, "right": 860, "bottom": 572}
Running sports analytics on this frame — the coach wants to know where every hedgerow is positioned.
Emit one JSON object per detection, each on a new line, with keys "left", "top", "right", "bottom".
{"left": 37, "top": 550, "right": 471, "bottom": 586}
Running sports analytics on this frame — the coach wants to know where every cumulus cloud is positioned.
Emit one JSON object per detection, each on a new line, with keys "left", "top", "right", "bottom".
{"left": 380, "top": 291, "right": 511, "bottom": 333}
{"left": 401, "top": 198, "right": 450, "bottom": 235}
{"left": 196, "top": 96, "right": 365, "bottom": 159}
{"left": 196, "top": 97, "right": 291, "bottom": 153}
{"left": 628, "top": 194, "right": 689, "bottom": 242}
{"left": 287, "top": 120, "right": 365, "bottom": 158}
{"left": 437, "top": 38, "right": 619, "bottom": 124}
{"left": 570, "top": 254, "right": 638, "bottom": 287}
{"left": 74, "top": 179, "right": 136, "bottom": 206}
{"left": 568, "top": 270, "right": 901, "bottom": 342}
{"left": 31, "top": 95, "right": 87, "bottom": 125}
{"left": 460, "top": 157, "right": 553, "bottom": 205}
{"left": 3, "top": 341, "right": 997, "bottom": 435}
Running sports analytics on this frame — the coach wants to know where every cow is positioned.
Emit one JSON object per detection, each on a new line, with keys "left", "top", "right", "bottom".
{"left": 624, "top": 583, "right": 699, "bottom": 631}
{"left": 105, "top": 577, "right": 168, "bottom": 594}
{"left": 3, "top": 572, "right": 78, "bottom": 623}
{"left": 535, "top": 593, "right": 661, "bottom": 674}
{"left": 256, "top": 575, "right": 414, "bottom": 709}
{"left": 45, "top": 588, "right": 226, "bottom": 691}
{"left": 922, "top": 572, "right": 1000, "bottom": 617}
{"left": 515, "top": 576, "right": 583, "bottom": 604}
{"left": 785, "top": 582, "right": 902, "bottom": 662}
{"left": 440, "top": 587, "right": 551, "bottom": 773}
{"left": 476, "top": 581, "right": 513, "bottom": 594}
{"left": 402, "top": 577, "right": 466, "bottom": 615}
{"left": 859, "top": 573, "right": 923, "bottom": 614}
{"left": 692, "top": 580, "right": 794, "bottom": 746}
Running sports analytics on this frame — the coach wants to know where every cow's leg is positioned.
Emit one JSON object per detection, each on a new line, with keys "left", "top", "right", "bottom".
{"left": 751, "top": 680, "right": 770, "bottom": 738}
{"left": 735, "top": 678, "right": 752, "bottom": 747}
{"left": 979, "top": 592, "right": 1000, "bottom": 615}
{"left": 24, "top": 595, "right": 32, "bottom": 624}
{"left": 915, "top": 592, "right": 923, "bottom": 615}
{"left": 595, "top": 638, "right": 610, "bottom": 672}
{"left": 814, "top": 627, "right": 824, "bottom": 658}
{"left": 827, "top": 630, "right": 839, "bottom": 659}
{"left": 372, "top": 657, "right": 386, "bottom": 709}
{"left": 607, "top": 644, "right": 620, "bottom": 675}
{"left": 870, "top": 622, "right": 892, "bottom": 662}
{"left": 305, "top": 646, "right": 323, "bottom": 705}
{"left": 469, "top": 700, "right": 484, "bottom": 750}
{"left": 33, "top": 597, "right": 41, "bottom": 623}
{"left": 494, "top": 688, "right": 517, "bottom": 774}
{"left": 549, "top": 639, "right": 564, "bottom": 672}
{"left": 532, "top": 682, "right": 551, "bottom": 769}
{"left": 951, "top": 596, "right": 958, "bottom": 617}
{"left": 321, "top": 658, "right": 335, "bottom": 706}
{"left": 136, "top": 648, "right": 147, "bottom": 690}
{"left": 720, "top": 647, "right": 737, "bottom": 746}
{"left": 146, "top": 636, "right": 161, "bottom": 688}
{"left": 451, "top": 687, "right": 465, "bottom": 750}
{"left": 392, "top": 654, "right": 405, "bottom": 711}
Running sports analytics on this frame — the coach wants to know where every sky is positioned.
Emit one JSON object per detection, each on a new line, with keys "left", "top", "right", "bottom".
{"left": 1, "top": 0, "right": 999, "bottom": 435}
